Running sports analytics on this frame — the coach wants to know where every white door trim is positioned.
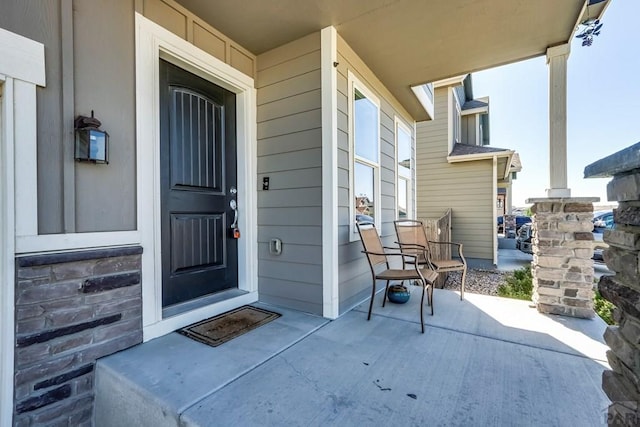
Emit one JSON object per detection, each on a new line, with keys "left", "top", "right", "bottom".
{"left": 0, "top": 28, "right": 45, "bottom": 427}
{"left": 135, "top": 14, "right": 258, "bottom": 341}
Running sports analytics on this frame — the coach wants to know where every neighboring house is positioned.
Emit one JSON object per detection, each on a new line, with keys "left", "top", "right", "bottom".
{"left": 0, "top": 0, "right": 608, "bottom": 424}
{"left": 499, "top": 151, "right": 523, "bottom": 216}
{"left": 416, "top": 75, "right": 521, "bottom": 267}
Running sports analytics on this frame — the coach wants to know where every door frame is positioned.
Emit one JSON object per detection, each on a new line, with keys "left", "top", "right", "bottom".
{"left": 135, "top": 14, "right": 258, "bottom": 341}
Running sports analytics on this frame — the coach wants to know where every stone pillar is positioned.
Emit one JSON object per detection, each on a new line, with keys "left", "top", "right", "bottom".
{"left": 585, "top": 142, "right": 640, "bottom": 426}
{"left": 526, "top": 197, "right": 598, "bottom": 318}
{"left": 546, "top": 44, "right": 571, "bottom": 198}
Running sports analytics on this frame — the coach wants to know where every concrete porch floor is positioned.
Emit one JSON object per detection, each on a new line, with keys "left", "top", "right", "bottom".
{"left": 95, "top": 289, "right": 610, "bottom": 426}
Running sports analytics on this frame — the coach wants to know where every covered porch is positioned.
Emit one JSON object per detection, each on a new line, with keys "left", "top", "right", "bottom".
{"left": 95, "top": 288, "right": 609, "bottom": 425}
{"left": 0, "top": 0, "right": 615, "bottom": 424}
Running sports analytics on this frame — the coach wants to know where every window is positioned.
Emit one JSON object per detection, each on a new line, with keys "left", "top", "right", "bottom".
{"left": 452, "top": 90, "right": 461, "bottom": 146}
{"left": 396, "top": 118, "right": 412, "bottom": 219}
{"left": 349, "top": 72, "right": 380, "bottom": 236}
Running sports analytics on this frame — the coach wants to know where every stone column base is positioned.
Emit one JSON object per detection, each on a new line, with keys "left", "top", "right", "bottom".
{"left": 526, "top": 197, "right": 599, "bottom": 318}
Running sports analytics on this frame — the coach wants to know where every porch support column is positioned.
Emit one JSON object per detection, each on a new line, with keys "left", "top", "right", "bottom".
{"left": 585, "top": 142, "right": 640, "bottom": 424}
{"left": 526, "top": 197, "right": 598, "bottom": 318}
{"left": 546, "top": 43, "right": 571, "bottom": 198}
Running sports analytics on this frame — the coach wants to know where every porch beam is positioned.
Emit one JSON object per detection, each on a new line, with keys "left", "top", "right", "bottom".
{"left": 546, "top": 43, "right": 571, "bottom": 198}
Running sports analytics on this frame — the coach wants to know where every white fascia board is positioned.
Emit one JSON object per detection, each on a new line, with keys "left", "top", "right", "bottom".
{"left": 502, "top": 152, "right": 515, "bottom": 180}
{"left": 410, "top": 85, "right": 434, "bottom": 120}
{"left": 447, "top": 149, "right": 514, "bottom": 165}
{"left": 460, "top": 106, "right": 488, "bottom": 116}
{"left": 433, "top": 75, "right": 466, "bottom": 88}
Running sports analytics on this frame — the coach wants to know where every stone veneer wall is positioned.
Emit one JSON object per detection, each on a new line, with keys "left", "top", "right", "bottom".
{"left": 528, "top": 198, "right": 597, "bottom": 318}
{"left": 597, "top": 180, "right": 640, "bottom": 425}
{"left": 584, "top": 142, "right": 640, "bottom": 426}
{"left": 13, "top": 246, "right": 143, "bottom": 426}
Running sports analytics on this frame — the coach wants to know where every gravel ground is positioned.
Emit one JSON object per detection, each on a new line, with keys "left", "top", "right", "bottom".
{"left": 442, "top": 269, "right": 509, "bottom": 296}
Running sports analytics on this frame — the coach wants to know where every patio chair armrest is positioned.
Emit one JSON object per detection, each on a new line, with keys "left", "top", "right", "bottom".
{"left": 395, "top": 242, "right": 427, "bottom": 250}
{"left": 428, "top": 240, "right": 461, "bottom": 247}
{"left": 361, "top": 250, "right": 418, "bottom": 261}
{"left": 428, "top": 241, "right": 466, "bottom": 263}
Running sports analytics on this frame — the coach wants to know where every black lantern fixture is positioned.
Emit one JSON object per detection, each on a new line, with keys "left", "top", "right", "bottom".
{"left": 74, "top": 111, "right": 109, "bottom": 164}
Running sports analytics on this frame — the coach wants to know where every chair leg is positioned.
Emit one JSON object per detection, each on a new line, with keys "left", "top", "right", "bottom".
{"left": 420, "top": 280, "right": 426, "bottom": 333}
{"left": 367, "top": 280, "right": 377, "bottom": 321}
{"left": 460, "top": 267, "right": 467, "bottom": 301}
{"left": 429, "top": 285, "right": 434, "bottom": 316}
{"left": 382, "top": 280, "right": 390, "bottom": 307}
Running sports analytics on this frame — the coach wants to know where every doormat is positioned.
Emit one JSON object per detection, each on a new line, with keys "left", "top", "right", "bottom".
{"left": 177, "top": 305, "right": 281, "bottom": 347}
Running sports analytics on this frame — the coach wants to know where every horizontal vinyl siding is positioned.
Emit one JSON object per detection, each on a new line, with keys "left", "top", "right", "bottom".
{"left": 335, "top": 35, "right": 416, "bottom": 314}
{"left": 256, "top": 32, "right": 323, "bottom": 315}
{"left": 416, "top": 87, "right": 493, "bottom": 261}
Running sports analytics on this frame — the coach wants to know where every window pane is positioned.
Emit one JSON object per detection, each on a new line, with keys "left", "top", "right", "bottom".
{"left": 354, "top": 88, "right": 378, "bottom": 163}
{"left": 398, "top": 178, "right": 408, "bottom": 218}
{"left": 397, "top": 126, "right": 411, "bottom": 178}
{"left": 355, "top": 161, "right": 375, "bottom": 221}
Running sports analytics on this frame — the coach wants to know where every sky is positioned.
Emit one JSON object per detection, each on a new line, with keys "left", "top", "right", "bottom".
{"left": 473, "top": 0, "right": 639, "bottom": 207}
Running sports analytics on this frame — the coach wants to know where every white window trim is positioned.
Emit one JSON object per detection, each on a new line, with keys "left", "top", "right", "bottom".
{"left": 348, "top": 71, "right": 381, "bottom": 241}
{"left": 0, "top": 28, "right": 45, "bottom": 427}
{"left": 395, "top": 117, "right": 413, "bottom": 220}
{"left": 135, "top": 14, "right": 258, "bottom": 341}
{"left": 449, "top": 87, "right": 462, "bottom": 153}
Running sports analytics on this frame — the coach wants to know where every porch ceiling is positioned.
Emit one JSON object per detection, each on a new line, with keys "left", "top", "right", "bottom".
{"left": 176, "top": 0, "right": 597, "bottom": 121}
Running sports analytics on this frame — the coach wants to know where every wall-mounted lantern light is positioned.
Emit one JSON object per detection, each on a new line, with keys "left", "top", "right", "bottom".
{"left": 74, "top": 111, "right": 109, "bottom": 164}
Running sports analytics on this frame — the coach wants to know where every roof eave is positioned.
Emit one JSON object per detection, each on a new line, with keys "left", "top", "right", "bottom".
{"left": 447, "top": 150, "right": 514, "bottom": 163}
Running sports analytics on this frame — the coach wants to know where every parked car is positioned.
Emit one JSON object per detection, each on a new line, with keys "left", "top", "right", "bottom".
{"left": 515, "top": 222, "right": 533, "bottom": 254}
{"left": 498, "top": 215, "right": 532, "bottom": 236}
{"left": 515, "top": 211, "right": 615, "bottom": 259}
{"left": 593, "top": 210, "right": 614, "bottom": 261}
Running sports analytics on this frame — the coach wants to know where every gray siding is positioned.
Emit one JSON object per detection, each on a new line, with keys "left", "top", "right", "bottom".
{"left": 1, "top": 1, "right": 65, "bottom": 233}
{"left": 256, "top": 32, "right": 323, "bottom": 315}
{"left": 74, "top": 0, "right": 136, "bottom": 232}
{"left": 416, "top": 87, "right": 494, "bottom": 261}
{"left": 336, "top": 35, "right": 416, "bottom": 314}
{"left": 0, "top": 0, "right": 258, "bottom": 234}
{"left": 461, "top": 115, "right": 477, "bottom": 146}
{"left": 0, "top": 0, "right": 137, "bottom": 233}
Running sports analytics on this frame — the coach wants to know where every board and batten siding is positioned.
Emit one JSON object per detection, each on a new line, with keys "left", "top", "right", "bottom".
{"left": 416, "top": 87, "right": 494, "bottom": 261}
{"left": 335, "top": 34, "right": 416, "bottom": 314}
{"left": 0, "top": 0, "right": 140, "bottom": 234}
{"left": 139, "top": 0, "right": 256, "bottom": 78}
{"left": 256, "top": 32, "right": 324, "bottom": 315}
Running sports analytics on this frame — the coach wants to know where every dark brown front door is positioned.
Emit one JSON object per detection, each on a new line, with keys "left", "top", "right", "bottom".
{"left": 159, "top": 59, "right": 238, "bottom": 308}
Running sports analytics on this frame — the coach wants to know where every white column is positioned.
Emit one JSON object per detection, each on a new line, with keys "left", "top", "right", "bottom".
{"left": 546, "top": 44, "right": 571, "bottom": 198}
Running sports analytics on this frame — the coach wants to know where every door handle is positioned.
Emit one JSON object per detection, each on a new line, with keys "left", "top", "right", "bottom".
{"left": 230, "top": 199, "right": 238, "bottom": 229}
